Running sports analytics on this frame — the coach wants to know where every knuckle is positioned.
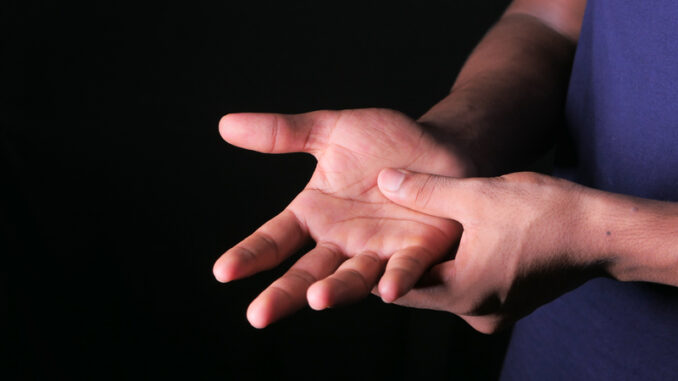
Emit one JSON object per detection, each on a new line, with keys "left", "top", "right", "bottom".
{"left": 500, "top": 171, "right": 542, "bottom": 184}
{"left": 467, "top": 317, "right": 502, "bottom": 335}
{"left": 268, "top": 114, "right": 281, "bottom": 152}
{"left": 342, "top": 268, "right": 370, "bottom": 293}
{"left": 232, "top": 245, "right": 257, "bottom": 264}
{"left": 391, "top": 253, "right": 424, "bottom": 271}
{"left": 268, "top": 284, "right": 295, "bottom": 303}
{"left": 256, "top": 231, "right": 280, "bottom": 261}
{"left": 359, "top": 251, "right": 382, "bottom": 265}
{"left": 285, "top": 268, "right": 317, "bottom": 285}
{"left": 412, "top": 175, "right": 438, "bottom": 210}
{"left": 318, "top": 242, "right": 344, "bottom": 263}
{"left": 466, "top": 178, "right": 492, "bottom": 197}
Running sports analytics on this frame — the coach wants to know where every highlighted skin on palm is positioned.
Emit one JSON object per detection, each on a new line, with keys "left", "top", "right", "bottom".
{"left": 214, "top": 108, "right": 466, "bottom": 327}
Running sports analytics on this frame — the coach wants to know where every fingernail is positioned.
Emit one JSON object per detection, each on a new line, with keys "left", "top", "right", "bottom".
{"left": 379, "top": 169, "right": 406, "bottom": 192}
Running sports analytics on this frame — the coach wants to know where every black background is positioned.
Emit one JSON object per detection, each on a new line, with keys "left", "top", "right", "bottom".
{"left": 5, "top": 1, "right": 513, "bottom": 379}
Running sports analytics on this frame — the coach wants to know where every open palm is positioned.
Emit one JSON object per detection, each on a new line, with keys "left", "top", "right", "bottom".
{"left": 214, "top": 108, "right": 470, "bottom": 327}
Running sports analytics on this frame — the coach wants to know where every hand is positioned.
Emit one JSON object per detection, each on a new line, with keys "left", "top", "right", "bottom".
{"left": 376, "top": 169, "right": 608, "bottom": 334}
{"left": 213, "top": 108, "right": 474, "bottom": 328}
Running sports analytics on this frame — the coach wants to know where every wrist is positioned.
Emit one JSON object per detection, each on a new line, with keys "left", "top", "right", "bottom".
{"left": 569, "top": 188, "right": 620, "bottom": 271}
{"left": 417, "top": 98, "right": 491, "bottom": 178}
{"left": 418, "top": 86, "right": 557, "bottom": 177}
{"left": 577, "top": 188, "right": 678, "bottom": 286}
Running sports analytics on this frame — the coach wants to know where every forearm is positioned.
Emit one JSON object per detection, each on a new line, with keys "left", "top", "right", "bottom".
{"left": 580, "top": 189, "right": 678, "bottom": 287}
{"left": 419, "top": 4, "right": 582, "bottom": 176}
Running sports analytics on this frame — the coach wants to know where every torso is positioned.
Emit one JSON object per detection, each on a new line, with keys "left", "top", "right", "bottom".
{"left": 501, "top": 1, "right": 678, "bottom": 379}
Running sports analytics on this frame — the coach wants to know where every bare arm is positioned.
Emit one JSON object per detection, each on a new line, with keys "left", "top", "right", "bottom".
{"left": 585, "top": 190, "right": 678, "bottom": 287}
{"left": 212, "top": 0, "right": 591, "bottom": 328}
{"left": 419, "top": 0, "right": 587, "bottom": 176}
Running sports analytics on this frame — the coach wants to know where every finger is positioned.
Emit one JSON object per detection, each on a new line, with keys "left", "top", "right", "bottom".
{"left": 246, "top": 244, "right": 344, "bottom": 328}
{"left": 218, "top": 111, "right": 336, "bottom": 155}
{"left": 306, "top": 251, "right": 385, "bottom": 310}
{"left": 377, "top": 246, "right": 445, "bottom": 303}
{"left": 377, "top": 168, "right": 475, "bottom": 221}
{"left": 213, "top": 209, "right": 307, "bottom": 283}
{"left": 385, "top": 260, "right": 461, "bottom": 311}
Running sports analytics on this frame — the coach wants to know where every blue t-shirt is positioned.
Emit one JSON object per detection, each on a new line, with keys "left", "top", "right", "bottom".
{"left": 501, "top": 1, "right": 678, "bottom": 379}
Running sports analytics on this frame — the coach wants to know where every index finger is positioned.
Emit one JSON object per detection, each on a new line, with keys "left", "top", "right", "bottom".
{"left": 377, "top": 246, "right": 447, "bottom": 303}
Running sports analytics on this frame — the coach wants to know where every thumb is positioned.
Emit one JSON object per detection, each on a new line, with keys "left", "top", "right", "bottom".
{"left": 377, "top": 168, "right": 472, "bottom": 221}
{"left": 218, "top": 110, "right": 336, "bottom": 155}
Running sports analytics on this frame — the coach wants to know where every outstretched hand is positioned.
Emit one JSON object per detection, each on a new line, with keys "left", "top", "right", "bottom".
{"left": 213, "top": 109, "right": 473, "bottom": 328}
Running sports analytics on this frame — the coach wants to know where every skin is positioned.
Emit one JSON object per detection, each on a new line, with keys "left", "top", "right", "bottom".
{"left": 214, "top": 109, "right": 472, "bottom": 328}
{"left": 215, "top": 0, "right": 586, "bottom": 328}
{"left": 214, "top": 0, "right": 676, "bottom": 331}
{"left": 377, "top": 169, "right": 678, "bottom": 333}
{"left": 418, "top": 0, "right": 586, "bottom": 176}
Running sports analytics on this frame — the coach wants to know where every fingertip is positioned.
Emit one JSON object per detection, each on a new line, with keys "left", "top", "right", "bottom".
{"left": 218, "top": 113, "right": 229, "bottom": 134}
{"left": 212, "top": 255, "right": 239, "bottom": 283}
{"left": 212, "top": 261, "right": 230, "bottom": 283}
{"left": 218, "top": 113, "right": 239, "bottom": 143}
{"left": 306, "top": 282, "right": 330, "bottom": 311}
{"left": 246, "top": 300, "right": 269, "bottom": 329}
{"left": 378, "top": 279, "right": 399, "bottom": 304}
{"left": 213, "top": 267, "right": 230, "bottom": 283}
{"left": 218, "top": 113, "right": 231, "bottom": 127}
{"left": 377, "top": 168, "right": 408, "bottom": 194}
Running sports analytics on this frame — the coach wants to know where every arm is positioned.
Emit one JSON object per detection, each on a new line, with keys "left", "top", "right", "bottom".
{"left": 213, "top": 0, "right": 589, "bottom": 328}
{"left": 585, "top": 190, "right": 678, "bottom": 287}
{"left": 419, "top": 0, "right": 587, "bottom": 176}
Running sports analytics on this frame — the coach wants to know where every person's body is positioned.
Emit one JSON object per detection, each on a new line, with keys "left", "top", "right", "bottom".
{"left": 214, "top": 0, "right": 678, "bottom": 377}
